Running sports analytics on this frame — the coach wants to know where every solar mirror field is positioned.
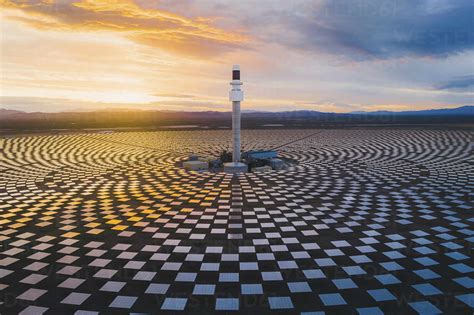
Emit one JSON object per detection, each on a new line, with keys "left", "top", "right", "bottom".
{"left": 0, "top": 128, "right": 472, "bottom": 314}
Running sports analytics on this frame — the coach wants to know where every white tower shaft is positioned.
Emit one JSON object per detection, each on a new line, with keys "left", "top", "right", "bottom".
{"left": 224, "top": 65, "right": 246, "bottom": 173}
{"left": 229, "top": 65, "right": 244, "bottom": 163}
{"left": 232, "top": 100, "right": 241, "bottom": 163}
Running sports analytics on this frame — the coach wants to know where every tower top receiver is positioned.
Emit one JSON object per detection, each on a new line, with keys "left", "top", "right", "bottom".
{"left": 232, "top": 65, "right": 240, "bottom": 81}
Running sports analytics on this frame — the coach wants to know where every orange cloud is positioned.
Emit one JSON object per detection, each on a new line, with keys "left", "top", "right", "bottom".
{"left": 0, "top": 0, "right": 249, "bottom": 57}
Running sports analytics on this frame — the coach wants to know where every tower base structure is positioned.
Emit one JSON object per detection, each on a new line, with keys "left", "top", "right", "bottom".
{"left": 223, "top": 162, "right": 247, "bottom": 174}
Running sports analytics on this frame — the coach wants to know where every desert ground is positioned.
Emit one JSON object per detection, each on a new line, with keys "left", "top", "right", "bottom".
{"left": 0, "top": 128, "right": 472, "bottom": 314}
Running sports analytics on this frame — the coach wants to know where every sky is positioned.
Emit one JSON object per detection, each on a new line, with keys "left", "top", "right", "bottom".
{"left": 0, "top": 0, "right": 473, "bottom": 113}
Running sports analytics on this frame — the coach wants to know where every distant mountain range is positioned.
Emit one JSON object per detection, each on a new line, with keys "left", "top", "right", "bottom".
{"left": 0, "top": 109, "right": 25, "bottom": 116}
{"left": 1, "top": 105, "right": 472, "bottom": 117}
{"left": 0, "top": 106, "right": 472, "bottom": 131}
{"left": 350, "top": 106, "right": 474, "bottom": 116}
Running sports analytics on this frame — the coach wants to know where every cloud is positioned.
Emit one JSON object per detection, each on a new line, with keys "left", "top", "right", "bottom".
{"left": 0, "top": 0, "right": 248, "bottom": 58}
{"left": 295, "top": 100, "right": 360, "bottom": 113}
{"left": 153, "top": 93, "right": 196, "bottom": 99}
{"left": 0, "top": 96, "right": 228, "bottom": 112}
{"left": 434, "top": 74, "right": 474, "bottom": 91}
{"left": 260, "top": 0, "right": 474, "bottom": 60}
